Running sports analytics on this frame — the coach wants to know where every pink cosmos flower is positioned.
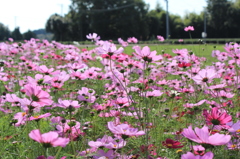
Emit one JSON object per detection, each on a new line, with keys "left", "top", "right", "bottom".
{"left": 118, "top": 38, "right": 128, "bottom": 47}
{"left": 227, "top": 139, "right": 240, "bottom": 150}
{"left": 29, "top": 129, "right": 69, "bottom": 147}
{"left": 13, "top": 112, "right": 28, "bottom": 126}
{"left": 192, "top": 68, "right": 217, "bottom": 84}
{"left": 192, "top": 145, "right": 205, "bottom": 156}
{"left": 184, "top": 26, "right": 194, "bottom": 32}
{"left": 183, "top": 100, "right": 206, "bottom": 108}
{"left": 36, "top": 156, "right": 67, "bottom": 159}
{"left": 182, "top": 125, "right": 231, "bottom": 146}
{"left": 133, "top": 46, "right": 162, "bottom": 62}
{"left": 227, "top": 121, "right": 240, "bottom": 133}
{"left": 107, "top": 121, "right": 145, "bottom": 138}
{"left": 57, "top": 99, "right": 81, "bottom": 109}
{"left": 172, "top": 48, "right": 189, "bottom": 57}
{"left": 179, "top": 39, "right": 184, "bottom": 42}
{"left": 27, "top": 74, "right": 52, "bottom": 86}
{"left": 88, "top": 135, "right": 126, "bottom": 149}
{"left": 145, "top": 90, "right": 163, "bottom": 98}
{"left": 203, "top": 107, "right": 232, "bottom": 128}
{"left": 86, "top": 33, "right": 100, "bottom": 41}
{"left": 29, "top": 113, "right": 52, "bottom": 121}
{"left": 5, "top": 93, "right": 20, "bottom": 106}
{"left": 24, "top": 84, "right": 53, "bottom": 107}
{"left": 38, "top": 65, "right": 59, "bottom": 75}
{"left": 97, "top": 41, "right": 124, "bottom": 56}
{"left": 157, "top": 35, "right": 165, "bottom": 42}
{"left": 93, "top": 149, "right": 116, "bottom": 159}
{"left": 55, "top": 120, "right": 83, "bottom": 141}
{"left": 127, "top": 37, "right": 138, "bottom": 43}
{"left": 217, "top": 90, "right": 234, "bottom": 99}
{"left": 114, "top": 97, "right": 130, "bottom": 108}
{"left": 181, "top": 151, "right": 214, "bottom": 159}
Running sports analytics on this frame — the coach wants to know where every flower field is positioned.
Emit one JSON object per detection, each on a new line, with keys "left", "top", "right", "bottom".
{"left": 0, "top": 35, "right": 240, "bottom": 159}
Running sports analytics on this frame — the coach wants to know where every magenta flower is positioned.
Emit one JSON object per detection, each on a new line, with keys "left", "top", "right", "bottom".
{"left": 182, "top": 125, "right": 231, "bottom": 146}
{"left": 29, "top": 129, "right": 69, "bottom": 148}
{"left": 203, "top": 107, "right": 232, "bottom": 128}
{"left": 184, "top": 26, "right": 194, "bottom": 32}
{"left": 181, "top": 151, "right": 214, "bottom": 159}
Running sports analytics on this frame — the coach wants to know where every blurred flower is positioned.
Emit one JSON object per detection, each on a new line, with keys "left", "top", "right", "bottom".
{"left": 29, "top": 129, "right": 69, "bottom": 148}
{"left": 157, "top": 35, "right": 165, "bottom": 42}
{"left": 162, "top": 138, "right": 184, "bottom": 149}
{"left": 182, "top": 125, "right": 231, "bottom": 146}
{"left": 184, "top": 26, "right": 194, "bottom": 31}
{"left": 86, "top": 33, "right": 100, "bottom": 42}
{"left": 181, "top": 151, "right": 214, "bottom": 159}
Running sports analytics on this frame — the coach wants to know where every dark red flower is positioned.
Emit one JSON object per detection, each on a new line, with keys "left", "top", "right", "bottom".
{"left": 178, "top": 62, "right": 191, "bottom": 68}
{"left": 162, "top": 138, "right": 184, "bottom": 149}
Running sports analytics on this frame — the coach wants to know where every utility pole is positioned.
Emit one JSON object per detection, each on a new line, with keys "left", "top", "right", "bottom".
{"left": 202, "top": 7, "right": 207, "bottom": 42}
{"left": 58, "top": 4, "right": 63, "bottom": 16}
{"left": 204, "top": 7, "right": 207, "bottom": 36}
{"left": 14, "top": 16, "right": 17, "bottom": 28}
{"left": 165, "top": 0, "right": 169, "bottom": 40}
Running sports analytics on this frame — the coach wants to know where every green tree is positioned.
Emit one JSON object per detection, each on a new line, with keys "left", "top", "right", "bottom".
{"left": 168, "top": 14, "right": 185, "bottom": 39}
{"left": 69, "top": 0, "right": 149, "bottom": 41}
{"left": 45, "top": 14, "right": 71, "bottom": 41}
{"left": 23, "top": 30, "right": 36, "bottom": 40}
{"left": 183, "top": 12, "right": 204, "bottom": 38}
{"left": 206, "top": 0, "right": 233, "bottom": 37}
{"left": 11, "top": 27, "right": 23, "bottom": 41}
{"left": 146, "top": 2, "right": 166, "bottom": 40}
{"left": 0, "top": 23, "right": 11, "bottom": 41}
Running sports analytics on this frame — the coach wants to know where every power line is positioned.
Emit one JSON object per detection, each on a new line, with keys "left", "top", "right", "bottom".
{"left": 75, "top": 3, "right": 135, "bottom": 13}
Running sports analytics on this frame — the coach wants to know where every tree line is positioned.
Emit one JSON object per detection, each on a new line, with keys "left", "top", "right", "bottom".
{"left": 0, "top": 25, "right": 36, "bottom": 41}
{"left": 46, "top": 0, "right": 240, "bottom": 41}
{"left": 0, "top": 0, "right": 239, "bottom": 41}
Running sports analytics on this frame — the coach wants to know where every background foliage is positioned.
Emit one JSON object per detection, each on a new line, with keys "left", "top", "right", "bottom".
{"left": 0, "top": 0, "right": 240, "bottom": 41}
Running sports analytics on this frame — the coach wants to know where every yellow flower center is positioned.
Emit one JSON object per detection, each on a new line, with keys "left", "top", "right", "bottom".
{"left": 22, "top": 112, "right": 27, "bottom": 117}
{"left": 231, "top": 144, "right": 237, "bottom": 148}
{"left": 167, "top": 144, "right": 173, "bottom": 147}
{"left": 236, "top": 129, "right": 240, "bottom": 133}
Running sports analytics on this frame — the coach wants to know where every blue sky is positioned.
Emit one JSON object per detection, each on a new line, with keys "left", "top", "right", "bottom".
{"left": 0, "top": 0, "right": 206, "bottom": 33}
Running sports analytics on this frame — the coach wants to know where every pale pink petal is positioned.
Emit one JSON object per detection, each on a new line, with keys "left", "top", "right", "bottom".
{"left": 29, "top": 129, "right": 42, "bottom": 143}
